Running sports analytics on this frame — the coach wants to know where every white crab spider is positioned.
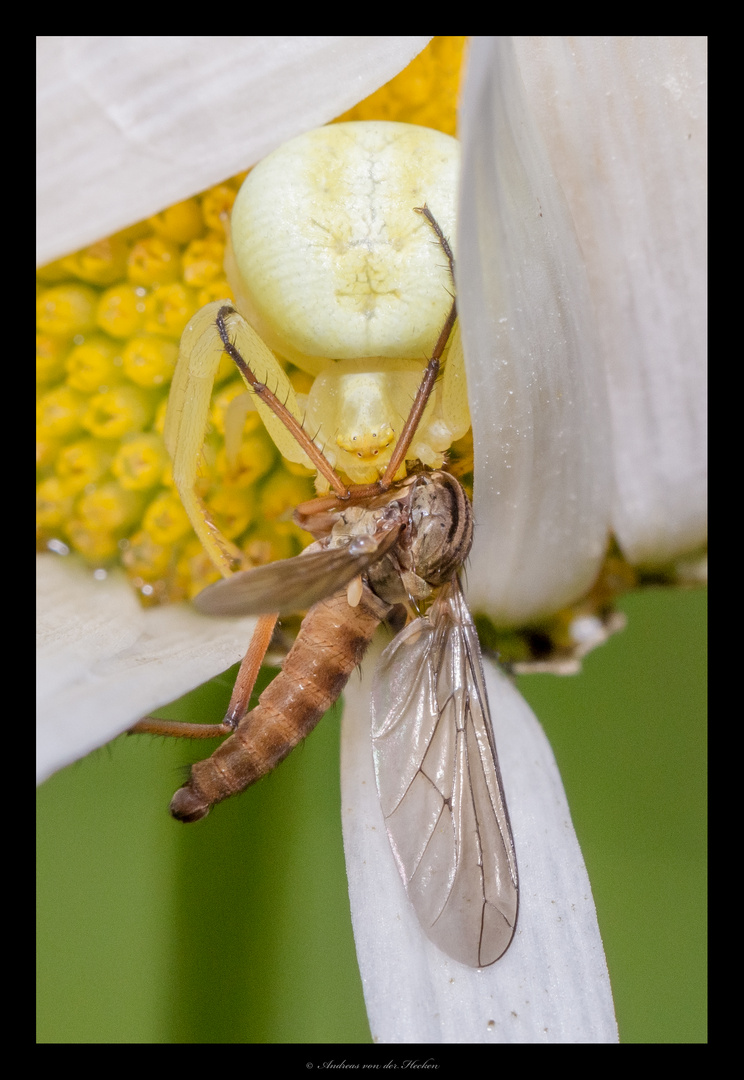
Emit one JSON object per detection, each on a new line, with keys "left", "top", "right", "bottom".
{"left": 166, "top": 121, "right": 471, "bottom": 573}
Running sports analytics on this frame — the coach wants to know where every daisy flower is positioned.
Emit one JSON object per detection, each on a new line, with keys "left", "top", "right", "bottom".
{"left": 37, "top": 37, "right": 706, "bottom": 1044}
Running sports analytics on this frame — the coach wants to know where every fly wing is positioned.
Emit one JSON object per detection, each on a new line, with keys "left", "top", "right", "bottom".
{"left": 371, "top": 577, "right": 518, "bottom": 967}
{"left": 194, "top": 522, "right": 402, "bottom": 616}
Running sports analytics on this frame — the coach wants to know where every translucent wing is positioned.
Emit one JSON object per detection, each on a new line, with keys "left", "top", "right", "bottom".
{"left": 371, "top": 576, "right": 518, "bottom": 967}
{"left": 194, "top": 523, "right": 402, "bottom": 617}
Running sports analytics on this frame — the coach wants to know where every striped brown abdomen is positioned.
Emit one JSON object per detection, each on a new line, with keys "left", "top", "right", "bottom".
{"left": 170, "top": 584, "right": 390, "bottom": 822}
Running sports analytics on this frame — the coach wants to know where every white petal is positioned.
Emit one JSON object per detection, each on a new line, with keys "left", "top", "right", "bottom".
{"left": 36, "top": 555, "right": 254, "bottom": 782}
{"left": 457, "top": 38, "right": 612, "bottom": 624}
{"left": 341, "top": 636, "right": 617, "bottom": 1044}
{"left": 513, "top": 37, "right": 707, "bottom": 567}
{"left": 36, "top": 36, "right": 431, "bottom": 264}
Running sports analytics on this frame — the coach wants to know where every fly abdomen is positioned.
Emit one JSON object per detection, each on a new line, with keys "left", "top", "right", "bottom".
{"left": 170, "top": 584, "right": 390, "bottom": 822}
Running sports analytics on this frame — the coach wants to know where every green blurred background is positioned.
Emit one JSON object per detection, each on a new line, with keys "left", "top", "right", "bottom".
{"left": 37, "top": 586, "right": 706, "bottom": 1043}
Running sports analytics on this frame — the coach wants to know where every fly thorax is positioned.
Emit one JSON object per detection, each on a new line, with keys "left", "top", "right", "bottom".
{"left": 407, "top": 472, "right": 474, "bottom": 586}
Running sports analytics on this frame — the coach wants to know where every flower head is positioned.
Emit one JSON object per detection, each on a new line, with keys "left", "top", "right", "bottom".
{"left": 37, "top": 37, "right": 705, "bottom": 1043}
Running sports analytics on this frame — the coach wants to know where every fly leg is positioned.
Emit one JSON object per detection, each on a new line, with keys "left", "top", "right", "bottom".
{"left": 221, "top": 612, "right": 278, "bottom": 727}
{"left": 129, "top": 611, "right": 278, "bottom": 738}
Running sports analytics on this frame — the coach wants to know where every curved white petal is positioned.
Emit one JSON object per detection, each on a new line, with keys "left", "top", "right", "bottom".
{"left": 36, "top": 555, "right": 254, "bottom": 782}
{"left": 513, "top": 37, "right": 707, "bottom": 567}
{"left": 342, "top": 636, "right": 617, "bottom": 1044}
{"left": 36, "top": 35, "right": 430, "bottom": 265}
{"left": 458, "top": 38, "right": 612, "bottom": 624}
